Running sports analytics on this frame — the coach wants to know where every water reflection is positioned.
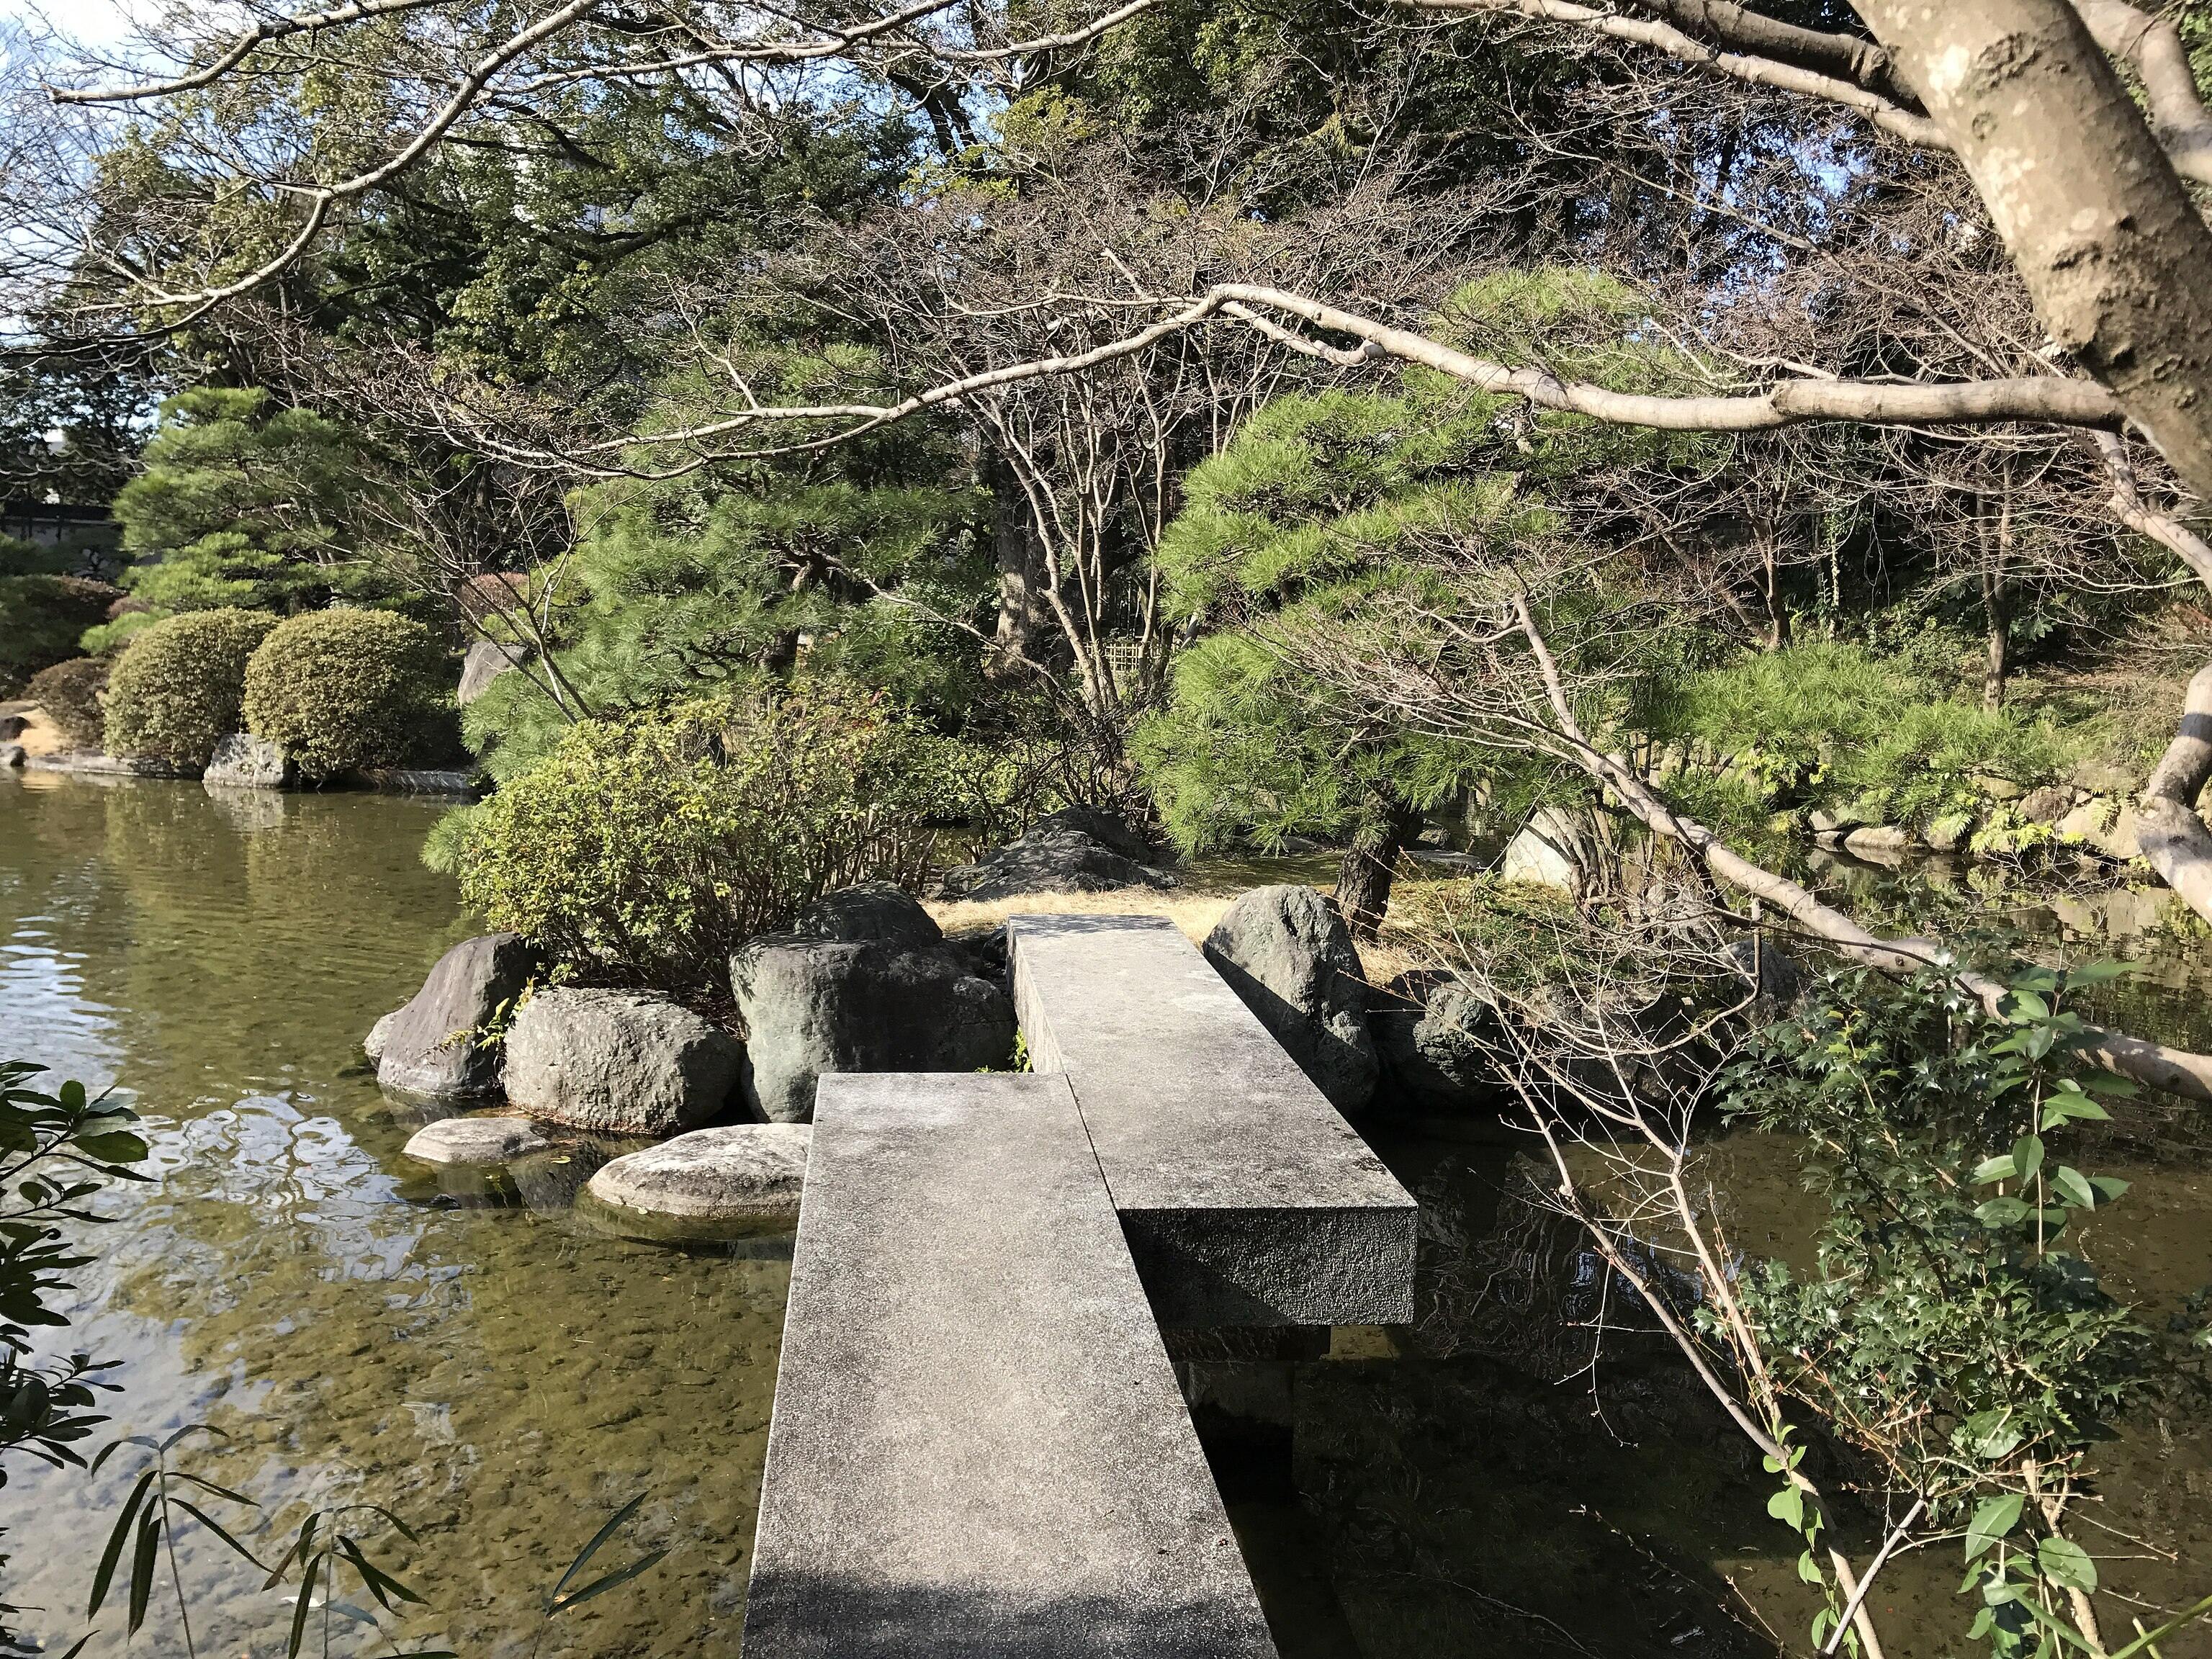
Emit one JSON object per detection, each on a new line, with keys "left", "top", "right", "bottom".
{"left": 0, "top": 775, "right": 784, "bottom": 1659}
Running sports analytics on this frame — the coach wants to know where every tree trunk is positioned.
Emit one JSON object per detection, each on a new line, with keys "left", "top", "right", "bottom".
{"left": 1336, "top": 795, "right": 1421, "bottom": 939}
{"left": 1853, "top": 0, "right": 2212, "bottom": 500}
{"left": 1759, "top": 528, "right": 1790, "bottom": 649}
{"left": 986, "top": 453, "right": 1053, "bottom": 675}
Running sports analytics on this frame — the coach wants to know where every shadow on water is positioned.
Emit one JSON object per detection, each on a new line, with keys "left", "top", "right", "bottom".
{"left": 4, "top": 776, "right": 2206, "bottom": 1658}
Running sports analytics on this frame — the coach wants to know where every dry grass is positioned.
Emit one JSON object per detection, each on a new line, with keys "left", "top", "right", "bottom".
{"left": 925, "top": 878, "right": 1435, "bottom": 986}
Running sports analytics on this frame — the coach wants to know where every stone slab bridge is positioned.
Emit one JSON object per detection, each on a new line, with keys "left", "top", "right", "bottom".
{"left": 741, "top": 914, "right": 1419, "bottom": 1658}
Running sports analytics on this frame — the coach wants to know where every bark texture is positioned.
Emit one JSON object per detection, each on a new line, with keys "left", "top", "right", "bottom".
{"left": 1855, "top": 0, "right": 2212, "bottom": 500}
{"left": 2137, "top": 662, "right": 2212, "bottom": 927}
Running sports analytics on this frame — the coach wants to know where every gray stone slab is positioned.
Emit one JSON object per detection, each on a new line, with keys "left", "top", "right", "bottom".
{"left": 1009, "top": 913, "right": 1416, "bottom": 1327}
{"left": 742, "top": 1072, "right": 1277, "bottom": 1659}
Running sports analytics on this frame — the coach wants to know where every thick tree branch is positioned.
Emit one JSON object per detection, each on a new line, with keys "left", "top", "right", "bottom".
{"left": 53, "top": 0, "right": 453, "bottom": 103}
{"left": 1511, "top": 595, "right": 2212, "bottom": 1102}
{"left": 1212, "top": 284, "right": 2122, "bottom": 431}
{"left": 2071, "top": 0, "right": 2212, "bottom": 185}
{"left": 1398, "top": 0, "right": 1945, "bottom": 147}
{"left": 1853, "top": 0, "right": 2212, "bottom": 502}
{"left": 2138, "top": 662, "right": 2212, "bottom": 929}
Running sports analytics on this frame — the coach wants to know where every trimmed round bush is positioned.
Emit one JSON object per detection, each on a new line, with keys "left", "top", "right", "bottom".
{"left": 103, "top": 608, "right": 279, "bottom": 765}
{"left": 454, "top": 681, "right": 950, "bottom": 994}
{"left": 242, "top": 609, "right": 449, "bottom": 781}
{"left": 0, "top": 575, "right": 120, "bottom": 696}
{"left": 25, "top": 656, "right": 112, "bottom": 750}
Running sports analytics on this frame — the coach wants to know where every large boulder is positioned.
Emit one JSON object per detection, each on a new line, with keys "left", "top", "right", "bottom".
{"left": 458, "top": 638, "right": 531, "bottom": 706}
{"left": 932, "top": 807, "right": 1175, "bottom": 903}
{"left": 583, "top": 1123, "right": 811, "bottom": 1238}
{"left": 1202, "top": 885, "right": 1378, "bottom": 1113}
{"left": 1371, "top": 971, "right": 1503, "bottom": 1119}
{"left": 503, "top": 987, "right": 743, "bottom": 1136}
{"left": 375, "top": 932, "right": 540, "bottom": 1100}
{"left": 203, "top": 732, "right": 294, "bottom": 790}
{"left": 1500, "top": 806, "right": 1606, "bottom": 899}
{"left": 729, "top": 921, "right": 1015, "bottom": 1123}
{"left": 785, "top": 881, "right": 944, "bottom": 950}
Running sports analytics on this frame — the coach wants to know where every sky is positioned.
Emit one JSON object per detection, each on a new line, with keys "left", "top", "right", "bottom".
{"left": 1, "top": 0, "right": 152, "bottom": 55}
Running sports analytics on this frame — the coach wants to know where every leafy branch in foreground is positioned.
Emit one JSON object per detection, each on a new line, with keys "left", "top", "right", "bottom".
{"left": 0, "top": 1058, "right": 150, "bottom": 1655}
{"left": 1725, "top": 963, "right": 2211, "bottom": 1659}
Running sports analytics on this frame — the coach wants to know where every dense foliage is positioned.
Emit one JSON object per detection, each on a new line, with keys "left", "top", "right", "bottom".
{"left": 243, "top": 610, "right": 451, "bottom": 781}
{"left": 24, "top": 657, "right": 110, "bottom": 750}
{"left": 1723, "top": 967, "right": 2165, "bottom": 1655}
{"left": 462, "top": 453, "right": 989, "bottom": 783}
{"left": 102, "top": 608, "right": 278, "bottom": 767}
{"left": 1655, "top": 641, "right": 2071, "bottom": 832}
{"left": 452, "top": 681, "right": 959, "bottom": 994}
{"left": 86, "top": 391, "right": 405, "bottom": 652}
{"left": 0, "top": 577, "right": 117, "bottom": 697}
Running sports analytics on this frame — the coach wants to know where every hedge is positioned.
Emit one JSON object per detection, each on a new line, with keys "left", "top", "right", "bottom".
{"left": 103, "top": 608, "right": 278, "bottom": 765}
{"left": 25, "top": 657, "right": 112, "bottom": 750}
{"left": 242, "top": 609, "right": 449, "bottom": 781}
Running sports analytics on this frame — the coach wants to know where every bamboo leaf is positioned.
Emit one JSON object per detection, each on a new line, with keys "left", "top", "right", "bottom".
{"left": 86, "top": 1468, "right": 156, "bottom": 1617}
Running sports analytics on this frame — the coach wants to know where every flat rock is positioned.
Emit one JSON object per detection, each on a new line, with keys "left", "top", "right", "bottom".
{"left": 376, "top": 932, "right": 541, "bottom": 1100}
{"left": 583, "top": 1124, "right": 811, "bottom": 1236}
{"left": 1843, "top": 824, "right": 1910, "bottom": 853}
{"left": 204, "top": 732, "right": 293, "bottom": 789}
{"left": 741, "top": 1073, "right": 1277, "bottom": 1659}
{"left": 729, "top": 936, "right": 1015, "bottom": 1123}
{"left": 503, "top": 987, "right": 743, "bottom": 1136}
{"left": 1202, "top": 884, "right": 1378, "bottom": 1113}
{"left": 403, "top": 1115, "right": 552, "bottom": 1165}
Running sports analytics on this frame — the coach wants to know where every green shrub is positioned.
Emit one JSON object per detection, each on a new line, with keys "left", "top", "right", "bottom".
{"left": 24, "top": 656, "right": 111, "bottom": 750}
{"left": 454, "top": 681, "right": 950, "bottom": 993}
{"left": 0, "top": 575, "right": 117, "bottom": 696}
{"left": 103, "top": 608, "right": 277, "bottom": 765}
{"left": 243, "top": 608, "right": 449, "bottom": 780}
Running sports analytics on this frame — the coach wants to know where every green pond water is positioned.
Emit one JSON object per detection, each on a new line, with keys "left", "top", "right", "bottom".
{"left": 1, "top": 773, "right": 2207, "bottom": 1659}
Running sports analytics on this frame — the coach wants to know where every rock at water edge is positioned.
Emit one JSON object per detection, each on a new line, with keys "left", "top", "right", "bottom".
{"left": 375, "top": 932, "right": 540, "bottom": 1100}
{"left": 729, "top": 937, "right": 1015, "bottom": 1123}
{"left": 204, "top": 732, "right": 294, "bottom": 790}
{"left": 1202, "top": 884, "right": 1378, "bottom": 1113}
{"left": 503, "top": 987, "right": 743, "bottom": 1137}
{"left": 404, "top": 1115, "right": 552, "bottom": 1165}
{"left": 584, "top": 1123, "right": 811, "bottom": 1236}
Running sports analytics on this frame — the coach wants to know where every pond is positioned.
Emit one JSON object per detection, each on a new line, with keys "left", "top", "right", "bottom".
{"left": 1, "top": 773, "right": 2207, "bottom": 1658}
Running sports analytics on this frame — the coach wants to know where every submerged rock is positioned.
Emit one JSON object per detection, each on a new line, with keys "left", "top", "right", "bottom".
{"left": 204, "top": 732, "right": 294, "bottom": 790}
{"left": 583, "top": 1123, "right": 811, "bottom": 1238}
{"left": 1202, "top": 884, "right": 1377, "bottom": 1113}
{"left": 729, "top": 914, "right": 1015, "bottom": 1123}
{"left": 404, "top": 1114, "right": 552, "bottom": 1166}
{"left": 375, "top": 932, "right": 541, "bottom": 1100}
{"left": 503, "top": 987, "right": 743, "bottom": 1137}
{"left": 932, "top": 807, "right": 1175, "bottom": 903}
